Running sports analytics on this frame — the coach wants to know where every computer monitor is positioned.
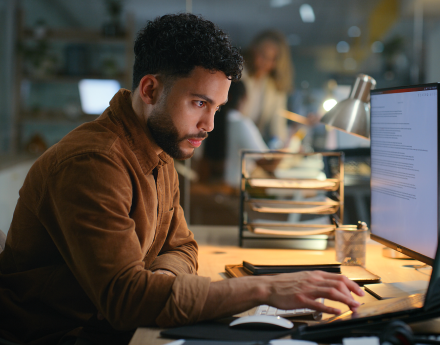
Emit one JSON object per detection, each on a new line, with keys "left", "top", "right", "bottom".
{"left": 370, "top": 83, "right": 439, "bottom": 266}
{"left": 78, "top": 79, "right": 121, "bottom": 115}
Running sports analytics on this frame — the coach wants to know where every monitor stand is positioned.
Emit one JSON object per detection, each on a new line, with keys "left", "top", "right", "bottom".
{"left": 382, "top": 247, "right": 411, "bottom": 259}
{"left": 364, "top": 280, "right": 429, "bottom": 300}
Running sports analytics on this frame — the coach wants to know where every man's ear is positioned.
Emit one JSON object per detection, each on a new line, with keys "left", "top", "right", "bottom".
{"left": 138, "top": 75, "right": 161, "bottom": 105}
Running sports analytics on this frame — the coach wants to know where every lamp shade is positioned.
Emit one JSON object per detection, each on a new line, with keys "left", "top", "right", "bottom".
{"left": 320, "top": 74, "right": 376, "bottom": 139}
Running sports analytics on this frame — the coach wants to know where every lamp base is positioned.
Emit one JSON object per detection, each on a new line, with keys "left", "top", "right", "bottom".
{"left": 382, "top": 247, "right": 411, "bottom": 259}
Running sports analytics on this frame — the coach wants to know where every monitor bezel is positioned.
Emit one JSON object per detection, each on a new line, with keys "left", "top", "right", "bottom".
{"left": 369, "top": 82, "right": 440, "bottom": 266}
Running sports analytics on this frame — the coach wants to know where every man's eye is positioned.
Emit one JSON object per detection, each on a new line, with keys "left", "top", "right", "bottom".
{"left": 195, "top": 101, "right": 205, "bottom": 107}
{"left": 216, "top": 106, "right": 222, "bottom": 113}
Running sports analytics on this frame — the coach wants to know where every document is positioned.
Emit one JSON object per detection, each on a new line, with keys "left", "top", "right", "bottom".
{"left": 370, "top": 87, "right": 438, "bottom": 259}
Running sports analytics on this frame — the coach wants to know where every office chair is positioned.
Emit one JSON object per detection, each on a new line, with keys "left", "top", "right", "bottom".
{"left": 0, "top": 229, "right": 6, "bottom": 254}
{"left": 0, "top": 230, "right": 19, "bottom": 345}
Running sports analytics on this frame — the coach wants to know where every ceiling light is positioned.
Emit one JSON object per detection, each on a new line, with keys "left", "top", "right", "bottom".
{"left": 336, "top": 41, "right": 350, "bottom": 53}
{"left": 270, "top": 0, "right": 292, "bottom": 8}
{"left": 371, "top": 41, "right": 384, "bottom": 53}
{"left": 300, "top": 4, "right": 315, "bottom": 22}
{"left": 348, "top": 26, "right": 361, "bottom": 37}
{"left": 323, "top": 99, "right": 338, "bottom": 112}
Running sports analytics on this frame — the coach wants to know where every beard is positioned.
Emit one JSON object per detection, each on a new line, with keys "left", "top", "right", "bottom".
{"left": 146, "top": 100, "right": 207, "bottom": 160}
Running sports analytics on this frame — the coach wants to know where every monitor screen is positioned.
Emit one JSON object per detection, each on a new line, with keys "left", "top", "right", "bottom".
{"left": 78, "top": 79, "right": 121, "bottom": 115}
{"left": 370, "top": 83, "right": 439, "bottom": 265}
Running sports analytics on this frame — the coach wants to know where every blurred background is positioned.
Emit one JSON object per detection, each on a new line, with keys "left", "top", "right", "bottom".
{"left": 1, "top": 0, "right": 440, "bottom": 233}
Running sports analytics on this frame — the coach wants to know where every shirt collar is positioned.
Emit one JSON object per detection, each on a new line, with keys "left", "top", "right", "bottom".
{"left": 108, "top": 89, "right": 173, "bottom": 175}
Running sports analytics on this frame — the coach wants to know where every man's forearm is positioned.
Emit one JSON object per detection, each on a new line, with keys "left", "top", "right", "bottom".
{"left": 199, "top": 276, "right": 268, "bottom": 321}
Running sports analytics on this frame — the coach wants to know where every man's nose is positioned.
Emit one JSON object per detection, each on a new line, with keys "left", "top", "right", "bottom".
{"left": 198, "top": 110, "right": 215, "bottom": 133}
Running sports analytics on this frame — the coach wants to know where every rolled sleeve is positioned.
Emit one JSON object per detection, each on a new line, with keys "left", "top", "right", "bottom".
{"left": 155, "top": 274, "right": 211, "bottom": 327}
{"left": 149, "top": 248, "right": 197, "bottom": 276}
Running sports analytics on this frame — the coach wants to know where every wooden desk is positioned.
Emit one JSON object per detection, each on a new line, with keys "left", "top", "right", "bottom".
{"left": 129, "top": 226, "right": 434, "bottom": 345}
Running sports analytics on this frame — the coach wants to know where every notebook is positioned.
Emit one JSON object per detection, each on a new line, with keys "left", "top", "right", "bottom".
{"left": 242, "top": 261, "right": 341, "bottom": 275}
{"left": 225, "top": 263, "right": 381, "bottom": 285}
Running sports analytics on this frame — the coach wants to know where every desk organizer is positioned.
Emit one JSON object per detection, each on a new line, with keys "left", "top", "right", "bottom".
{"left": 239, "top": 151, "right": 344, "bottom": 248}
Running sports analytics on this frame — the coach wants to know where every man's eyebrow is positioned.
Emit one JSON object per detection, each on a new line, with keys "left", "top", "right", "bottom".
{"left": 191, "top": 93, "right": 228, "bottom": 106}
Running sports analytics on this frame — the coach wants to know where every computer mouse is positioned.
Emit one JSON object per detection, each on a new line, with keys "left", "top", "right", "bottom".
{"left": 229, "top": 315, "right": 294, "bottom": 329}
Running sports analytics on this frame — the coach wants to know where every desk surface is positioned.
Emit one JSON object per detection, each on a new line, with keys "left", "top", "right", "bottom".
{"left": 129, "top": 225, "right": 435, "bottom": 345}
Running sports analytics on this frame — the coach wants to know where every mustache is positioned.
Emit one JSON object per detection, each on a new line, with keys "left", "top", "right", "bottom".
{"left": 181, "top": 132, "right": 208, "bottom": 140}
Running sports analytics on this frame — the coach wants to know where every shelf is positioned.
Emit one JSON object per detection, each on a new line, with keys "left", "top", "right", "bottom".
{"left": 246, "top": 178, "right": 340, "bottom": 191}
{"left": 22, "top": 74, "right": 126, "bottom": 84}
{"left": 246, "top": 223, "right": 336, "bottom": 236}
{"left": 0, "top": 153, "right": 40, "bottom": 171}
{"left": 21, "top": 28, "right": 129, "bottom": 44}
{"left": 248, "top": 197, "right": 339, "bottom": 214}
{"left": 20, "top": 113, "right": 99, "bottom": 125}
{"left": 11, "top": 10, "right": 135, "bottom": 153}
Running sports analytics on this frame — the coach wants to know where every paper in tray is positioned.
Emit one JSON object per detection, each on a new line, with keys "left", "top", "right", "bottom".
{"left": 247, "top": 223, "right": 336, "bottom": 236}
{"left": 249, "top": 197, "right": 339, "bottom": 214}
{"left": 247, "top": 178, "right": 339, "bottom": 190}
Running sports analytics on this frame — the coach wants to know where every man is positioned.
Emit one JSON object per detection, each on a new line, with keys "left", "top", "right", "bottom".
{"left": 0, "top": 14, "right": 363, "bottom": 345}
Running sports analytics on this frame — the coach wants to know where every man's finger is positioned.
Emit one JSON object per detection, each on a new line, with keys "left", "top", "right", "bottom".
{"left": 315, "top": 278, "right": 352, "bottom": 296}
{"left": 309, "top": 286, "right": 361, "bottom": 309}
{"left": 320, "top": 272, "right": 365, "bottom": 297}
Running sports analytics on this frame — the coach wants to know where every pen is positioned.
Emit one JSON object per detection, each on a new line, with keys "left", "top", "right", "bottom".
{"left": 331, "top": 214, "right": 340, "bottom": 228}
{"left": 357, "top": 221, "right": 367, "bottom": 230}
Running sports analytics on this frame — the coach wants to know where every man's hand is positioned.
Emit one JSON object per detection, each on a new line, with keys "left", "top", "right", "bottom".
{"left": 264, "top": 270, "right": 363, "bottom": 314}
{"left": 152, "top": 269, "right": 176, "bottom": 277}
{"left": 199, "top": 270, "right": 364, "bottom": 322}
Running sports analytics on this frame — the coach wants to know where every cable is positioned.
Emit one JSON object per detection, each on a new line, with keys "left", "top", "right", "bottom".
{"left": 401, "top": 264, "right": 432, "bottom": 276}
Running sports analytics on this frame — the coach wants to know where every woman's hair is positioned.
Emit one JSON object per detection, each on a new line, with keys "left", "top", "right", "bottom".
{"left": 243, "top": 30, "right": 294, "bottom": 93}
{"left": 132, "top": 13, "right": 243, "bottom": 90}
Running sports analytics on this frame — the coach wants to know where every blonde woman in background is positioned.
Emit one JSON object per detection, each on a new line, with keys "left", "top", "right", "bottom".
{"left": 242, "top": 30, "right": 294, "bottom": 149}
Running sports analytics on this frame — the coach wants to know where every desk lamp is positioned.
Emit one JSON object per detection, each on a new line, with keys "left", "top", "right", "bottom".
{"left": 320, "top": 74, "right": 376, "bottom": 139}
{"left": 321, "top": 74, "right": 410, "bottom": 260}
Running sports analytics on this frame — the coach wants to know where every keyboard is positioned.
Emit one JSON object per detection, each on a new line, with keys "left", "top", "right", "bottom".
{"left": 254, "top": 298, "right": 324, "bottom": 320}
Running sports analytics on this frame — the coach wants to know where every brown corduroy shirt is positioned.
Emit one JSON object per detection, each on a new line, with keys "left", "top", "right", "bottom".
{"left": 0, "top": 89, "right": 211, "bottom": 344}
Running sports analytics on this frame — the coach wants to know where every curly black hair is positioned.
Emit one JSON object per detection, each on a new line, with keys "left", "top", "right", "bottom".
{"left": 132, "top": 13, "right": 243, "bottom": 90}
